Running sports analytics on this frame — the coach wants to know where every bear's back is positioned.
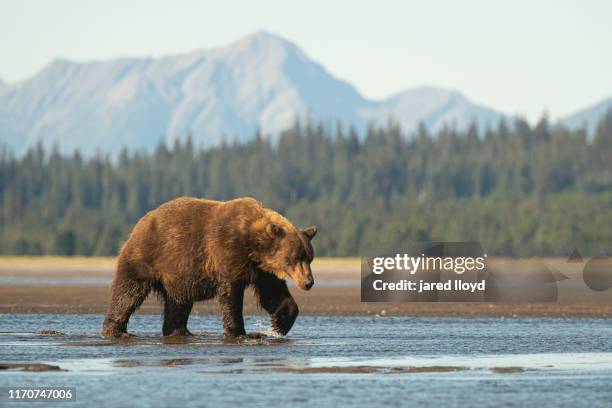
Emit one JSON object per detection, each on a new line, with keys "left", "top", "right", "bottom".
{"left": 145, "top": 196, "right": 220, "bottom": 233}
{"left": 120, "top": 197, "right": 219, "bottom": 263}
{"left": 122, "top": 197, "right": 265, "bottom": 264}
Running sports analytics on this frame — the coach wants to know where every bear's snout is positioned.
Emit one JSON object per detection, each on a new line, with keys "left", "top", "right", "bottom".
{"left": 303, "top": 278, "right": 314, "bottom": 290}
{"left": 297, "top": 276, "right": 314, "bottom": 291}
{"left": 289, "top": 262, "right": 314, "bottom": 291}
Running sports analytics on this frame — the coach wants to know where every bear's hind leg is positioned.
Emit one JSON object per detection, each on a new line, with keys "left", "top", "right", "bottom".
{"left": 103, "top": 263, "right": 150, "bottom": 338}
{"left": 162, "top": 298, "right": 194, "bottom": 336}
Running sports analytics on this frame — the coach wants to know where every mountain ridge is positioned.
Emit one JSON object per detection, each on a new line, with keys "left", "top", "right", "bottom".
{"left": 0, "top": 31, "right": 608, "bottom": 155}
{"left": 561, "top": 95, "right": 612, "bottom": 136}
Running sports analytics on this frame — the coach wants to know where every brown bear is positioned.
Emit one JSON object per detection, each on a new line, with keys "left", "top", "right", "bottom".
{"left": 102, "top": 197, "right": 316, "bottom": 339}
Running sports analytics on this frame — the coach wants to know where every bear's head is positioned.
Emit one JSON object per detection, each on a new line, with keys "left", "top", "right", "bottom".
{"left": 251, "top": 211, "right": 317, "bottom": 290}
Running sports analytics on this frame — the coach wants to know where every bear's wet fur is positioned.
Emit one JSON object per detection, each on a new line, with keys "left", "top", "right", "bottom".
{"left": 102, "top": 197, "right": 316, "bottom": 339}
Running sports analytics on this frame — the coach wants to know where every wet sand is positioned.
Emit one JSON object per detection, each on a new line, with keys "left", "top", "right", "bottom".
{"left": 1, "top": 257, "right": 611, "bottom": 317}
{"left": 2, "top": 284, "right": 612, "bottom": 316}
{"left": 0, "top": 363, "right": 66, "bottom": 372}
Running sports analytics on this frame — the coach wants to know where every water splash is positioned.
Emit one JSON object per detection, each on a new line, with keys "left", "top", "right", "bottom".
{"left": 251, "top": 319, "right": 283, "bottom": 338}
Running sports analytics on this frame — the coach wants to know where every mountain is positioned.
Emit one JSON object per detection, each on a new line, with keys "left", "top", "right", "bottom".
{"left": 0, "top": 31, "right": 506, "bottom": 155}
{"left": 561, "top": 96, "right": 612, "bottom": 136}
{"left": 361, "top": 86, "right": 502, "bottom": 134}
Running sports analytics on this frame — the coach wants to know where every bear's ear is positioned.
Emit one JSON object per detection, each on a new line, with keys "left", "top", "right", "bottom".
{"left": 302, "top": 226, "right": 317, "bottom": 240}
{"left": 266, "top": 223, "right": 284, "bottom": 238}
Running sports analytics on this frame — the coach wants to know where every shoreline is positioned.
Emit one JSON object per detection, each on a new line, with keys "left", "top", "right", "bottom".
{"left": 2, "top": 285, "right": 612, "bottom": 317}
{"left": 1, "top": 257, "right": 611, "bottom": 318}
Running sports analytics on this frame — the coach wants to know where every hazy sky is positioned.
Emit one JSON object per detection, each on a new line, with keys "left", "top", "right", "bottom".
{"left": 1, "top": 0, "right": 610, "bottom": 122}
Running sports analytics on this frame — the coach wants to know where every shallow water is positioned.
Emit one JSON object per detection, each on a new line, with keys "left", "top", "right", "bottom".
{"left": 1, "top": 314, "right": 612, "bottom": 407}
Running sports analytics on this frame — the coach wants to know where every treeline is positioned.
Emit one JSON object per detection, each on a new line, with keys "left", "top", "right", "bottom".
{"left": 1, "top": 111, "right": 611, "bottom": 256}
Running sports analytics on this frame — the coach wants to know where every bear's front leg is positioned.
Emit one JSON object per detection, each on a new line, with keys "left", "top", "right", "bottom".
{"left": 218, "top": 282, "right": 247, "bottom": 339}
{"left": 254, "top": 272, "right": 299, "bottom": 336}
{"left": 270, "top": 297, "right": 299, "bottom": 336}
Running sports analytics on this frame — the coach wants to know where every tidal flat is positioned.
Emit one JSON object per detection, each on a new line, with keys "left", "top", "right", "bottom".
{"left": 1, "top": 258, "right": 612, "bottom": 407}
